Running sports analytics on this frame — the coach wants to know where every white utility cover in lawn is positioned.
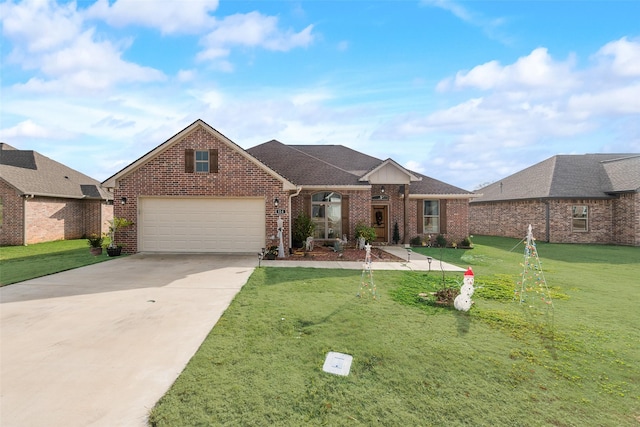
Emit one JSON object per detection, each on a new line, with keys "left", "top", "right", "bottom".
{"left": 323, "top": 352, "right": 353, "bottom": 376}
{"left": 139, "top": 197, "right": 265, "bottom": 253}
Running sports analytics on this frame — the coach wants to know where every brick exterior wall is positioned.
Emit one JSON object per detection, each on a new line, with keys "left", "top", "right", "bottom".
{"left": 290, "top": 183, "right": 471, "bottom": 247}
{"left": 113, "top": 126, "right": 290, "bottom": 253}
{"left": 0, "top": 180, "right": 24, "bottom": 246}
{"left": 1, "top": 179, "right": 112, "bottom": 246}
{"left": 470, "top": 194, "right": 640, "bottom": 246}
{"left": 25, "top": 197, "right": 111, "bottom": 244}
{"left": 611, "top": 192, "right": 640, "bottom": 246}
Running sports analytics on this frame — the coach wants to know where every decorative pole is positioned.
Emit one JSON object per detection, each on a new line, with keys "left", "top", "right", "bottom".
{"left": 277, "top": 216, "right": 285, "bottom": 258}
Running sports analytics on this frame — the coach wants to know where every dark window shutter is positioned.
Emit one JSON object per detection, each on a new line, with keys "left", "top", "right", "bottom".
{"left": 209, "top": 149, "right": 219, "bottom": 173}
{"left": 417, "top": 200, "right": 423, "bottom": 234}
{"left": 185, "top": 149, "right": 194, "bottom": 173}
{"left": 341, "top": 194, "right": 350, "bottom": 239}
{"left": 303, "top": 194, "right": 311, "bottom": 216}
{"left": 440, "top": 199, "right": 447, "bottom": 234}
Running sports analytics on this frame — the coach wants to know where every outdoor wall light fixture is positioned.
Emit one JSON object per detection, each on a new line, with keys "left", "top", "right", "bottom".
{"left": 274, "top": 198, "right": 279, "bottom": 207}
{"left": 120, "top": 197, "right": 127, "bottom": 205}
{"left": 380, "top": 186, "right": 385, "bottom": 193}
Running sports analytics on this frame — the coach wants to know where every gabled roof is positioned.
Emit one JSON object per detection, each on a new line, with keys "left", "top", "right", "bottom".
{"left": 472, "top": 153, "right": 640, "bottom": 203}
{"left": 247, "top": 141, "right": 369, "bottom": 186}
{"left": 0, "top": 143, "right": 111, "bottom": 200}
{"left": 102, "top": 120, "right": 296, "bottom": 191}
{"left": 359, "top": 158, "right": 422, "bottom": 183}
{"left": 248, "top": 140, "right": 473, "bottom": 196}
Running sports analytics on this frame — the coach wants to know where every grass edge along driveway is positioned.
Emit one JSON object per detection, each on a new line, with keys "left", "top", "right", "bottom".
{"left": 1, "top": 239, "right": 118, "bottom": 286}
{"left": 149, "top": 236, "right": 640, "bottom": 427}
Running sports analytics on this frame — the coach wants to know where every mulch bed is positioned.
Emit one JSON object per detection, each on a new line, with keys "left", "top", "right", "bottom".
{"left": 282, "top": 245, "right": 404, "bottom": 262}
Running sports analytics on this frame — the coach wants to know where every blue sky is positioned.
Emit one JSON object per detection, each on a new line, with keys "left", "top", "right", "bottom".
{"left": 1, "top": 0, "right": 639, "bottom": 191}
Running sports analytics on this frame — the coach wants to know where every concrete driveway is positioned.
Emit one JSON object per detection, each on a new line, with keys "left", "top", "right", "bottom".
{"left": 0, "top": 254, "right": 257, "bottom": 427}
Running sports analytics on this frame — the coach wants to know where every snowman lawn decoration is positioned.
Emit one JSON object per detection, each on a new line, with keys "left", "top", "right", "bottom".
{"left": 454, "top": 267, "right": 475, "bottom": 312}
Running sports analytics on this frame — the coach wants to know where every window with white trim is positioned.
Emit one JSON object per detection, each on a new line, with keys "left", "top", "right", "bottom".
{"left": 572, "top": 205, "right": 588, "bottom": 232}
{"left": 195, "top": 150, "right": 209, "bottom": 173}
{"left": 423, "top": 200, "right": 440, "bottom": 233}
{"left": 311, "top": 192, "right": 342, "bottom": 239}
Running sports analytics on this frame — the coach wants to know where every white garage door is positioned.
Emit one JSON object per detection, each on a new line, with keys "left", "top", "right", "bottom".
{"left": 139, "top": 197, "right": 265, "bottom": 253}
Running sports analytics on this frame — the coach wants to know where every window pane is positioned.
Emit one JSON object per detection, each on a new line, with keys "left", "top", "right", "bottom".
{"left": 195, "top": 151, "right": 209, "bottom": 161}
{"left": 424, "top": 217, "right": 439, "bottom": 233}
{"left": 312, "top": 205, "right": 325, "bottom": 218}
{"left": 424, "top": 200, "right": 439, "bottom": 216}
{"left": 313, "top": 219, "right": 326, "bottom": 239}
{"left": 572, "top": 206, "right": 587, "bottom": 218}
{"left": 572, "top": 218, "right": 587, "bottom": 231}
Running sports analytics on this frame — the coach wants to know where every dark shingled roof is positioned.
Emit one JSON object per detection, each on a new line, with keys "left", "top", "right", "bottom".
{"left": 0, "top": 143, "right": 111, "bottom": 200}
{"left": 247, "top": 141, "right": 473, "bottom": 195}
{"left": 472, "top": 153, "right": 640, "bottom": 203}
{"left": 247, "top": 140, "right": 368, "bottom": 186}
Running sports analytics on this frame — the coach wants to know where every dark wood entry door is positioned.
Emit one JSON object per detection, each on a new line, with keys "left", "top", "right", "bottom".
{"left": 371, "top": 205, "right": 388, "bottom": 242}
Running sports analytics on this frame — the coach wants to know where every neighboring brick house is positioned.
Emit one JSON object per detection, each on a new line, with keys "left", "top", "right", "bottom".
{"left": 470, "top": 154, "right": 640, "bottom": 246}
{"left": 0, "top": 143, "right": 113, "bottom": 246}
{"left": 102, "top": 119, "right": 474, "bottom": 254}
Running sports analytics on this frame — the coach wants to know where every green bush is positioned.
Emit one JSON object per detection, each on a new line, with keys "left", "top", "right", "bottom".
{"left": 410, "top": 236, "right": 423, "bottom": 246}
{"left": 435, "top": 234, "right": 447, "bottom": 247}
{"left": 292, "top": 213, "right": 315, "bottom": 248}
{"left": 354, "top": 222, "right": 376, "bottom": 243}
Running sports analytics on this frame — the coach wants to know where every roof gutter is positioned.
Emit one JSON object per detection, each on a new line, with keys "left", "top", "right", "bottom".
{"left": 19, "top": 192, "right": 110, "bottom": 201}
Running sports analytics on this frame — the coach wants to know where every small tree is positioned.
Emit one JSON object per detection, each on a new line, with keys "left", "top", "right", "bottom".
{"left": 108, "top": 216, "right": 134, "bottom": 248}
{"left": 392, "top": 221, "right": 401, "bottom": 244}
{"left": 293, "top": 213, "right": 315, "bottom": 248}
{"left": 355, "top": 222, "right": 376, "bottom": 248}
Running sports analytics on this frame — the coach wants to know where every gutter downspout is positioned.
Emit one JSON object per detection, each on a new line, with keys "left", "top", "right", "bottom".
{"left": 288, "top": 186, "right": 303, "bottom": 250}
{"left": 545, "top": 200, "right": 550, "bottom": 242}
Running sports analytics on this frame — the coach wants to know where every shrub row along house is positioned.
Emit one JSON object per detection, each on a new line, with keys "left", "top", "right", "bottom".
{"left": 102, "top": 119, "right": 474, "bottom": 254}
{"left": 470, "top": 154, "right": 640, "bottom": 246}
{"left": 0, "top": 143, "right": 113, "bottom": 246}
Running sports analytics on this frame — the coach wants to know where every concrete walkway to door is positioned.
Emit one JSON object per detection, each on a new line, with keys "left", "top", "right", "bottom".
{"left": 0, "top": 254, "right": 256, "bottom": 427}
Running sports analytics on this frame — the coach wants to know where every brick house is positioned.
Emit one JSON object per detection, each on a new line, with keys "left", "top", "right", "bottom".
{"left": 470, "top": 154, "right": 640, "bottom": 246}
{"left": 0, "top": 143, "right": 113, "bottom": 246}
{"left": 102, "top": 119, "right": 474, "bottom": 254}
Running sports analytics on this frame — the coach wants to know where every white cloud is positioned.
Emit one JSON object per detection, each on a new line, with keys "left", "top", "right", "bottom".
{"left": 1, "top": 0, "right": 82, "bottom": 54}
{"left": 441, "top": 48, "right": 577, "bottom": 93}
{"left": 594, "top": 36, "right": 640, "bottom": 77}
{"left": 420, "top": 0, "right": 511, "bottom": 44}
{"left": 405, "top": 160, "right": 425, "bottom": 174}
{"left": 2, "top": 0, "right": 166, "bottom": 94}
{"left": 0, "top": 119, "right": 59, "bottom": 139}
{"left": 197, "top": 11, "right": 314, "bottom": 63}
{"left": 84, "top": 0, "right": 219, "bottom": 34}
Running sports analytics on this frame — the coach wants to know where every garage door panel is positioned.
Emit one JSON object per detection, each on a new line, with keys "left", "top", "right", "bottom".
{"left": 140, "top": 198, "right": 265, "bottom": 253}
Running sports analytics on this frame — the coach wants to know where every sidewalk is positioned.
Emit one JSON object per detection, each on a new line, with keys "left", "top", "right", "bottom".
{"left": 263, "top": 246, "right": 464, "bottom": 272}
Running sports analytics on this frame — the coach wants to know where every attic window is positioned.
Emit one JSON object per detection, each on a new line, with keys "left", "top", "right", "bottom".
{"left": 195, "top": 150, "right": 209, "bottom": 172}
{"left": 185, "top": 149, "right": 218, "bottom": 173}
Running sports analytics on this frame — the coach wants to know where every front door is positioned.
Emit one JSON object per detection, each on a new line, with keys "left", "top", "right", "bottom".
{"left": 371, "top": 205, "right": 388, "bottom": 242}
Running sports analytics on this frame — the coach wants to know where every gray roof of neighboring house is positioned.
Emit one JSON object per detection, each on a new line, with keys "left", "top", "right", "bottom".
{"left": 472, "top": 153, "right": 640, "bottom": 203}
{"left": 247, "top": 140, "right": 473, "bottom": 195}
{"left": 0, "top": 143, "right": 111, "bottom": 200}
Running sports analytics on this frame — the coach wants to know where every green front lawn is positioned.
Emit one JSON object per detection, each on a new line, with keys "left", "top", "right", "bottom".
{"left": 149, "top": 237, "right": 640, "bottom": 426}
{"left": 0, "top": 239, "right": 117, "bottom": 286}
